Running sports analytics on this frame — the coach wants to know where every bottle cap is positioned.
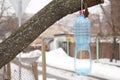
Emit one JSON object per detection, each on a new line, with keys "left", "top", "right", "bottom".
{"left": 79, "top": 10, "right": 84, "bottom": 14}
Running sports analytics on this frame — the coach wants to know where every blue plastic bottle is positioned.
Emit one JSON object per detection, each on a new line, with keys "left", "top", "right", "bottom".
{"left": 74, "top": 11, "right": 92, "bottom": 75}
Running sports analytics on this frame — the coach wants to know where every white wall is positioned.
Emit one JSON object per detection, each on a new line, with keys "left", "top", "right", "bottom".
{"left": 50, "top": 34, "right": 66, "bottom": 50}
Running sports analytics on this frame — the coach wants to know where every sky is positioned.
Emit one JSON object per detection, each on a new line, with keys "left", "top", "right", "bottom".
{"left": 8, "top": 0, "right": 110, "bottom": 15}
{"left": 25, "top": 0, "right": 110, "bottom": 14}
{"left": 7, "top": 0, "right": 52, "bottom": 14}
{"left": 25, "top": 0, "right": 52, "bottom": 14}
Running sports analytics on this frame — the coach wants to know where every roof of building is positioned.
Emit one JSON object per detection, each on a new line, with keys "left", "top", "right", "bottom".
{"left": 40, "top": 24, "right": 69, "bottom": 38}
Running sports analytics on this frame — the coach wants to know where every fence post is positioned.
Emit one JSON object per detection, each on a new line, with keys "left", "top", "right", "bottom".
{"left": 42, "top": 39, "right": 46, "bottom": 80}
{"left": 118, "top": 43, "right": 120, "bottom": 60}
{"left": 32, "top": 62, "right": 38, "bottom": 80}
{"left": 3, "top": 63, "right": 11, "bottom": 80}
{"left": 7, "top": 63, "right": 11, "bottom": 80}
{"left": 96, "top": 37, "right": 99, "bottom": 62}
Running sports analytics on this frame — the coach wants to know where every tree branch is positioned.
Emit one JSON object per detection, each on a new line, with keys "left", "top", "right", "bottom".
{"left": 0, "top": 0, "right": 103, "bottom": 68}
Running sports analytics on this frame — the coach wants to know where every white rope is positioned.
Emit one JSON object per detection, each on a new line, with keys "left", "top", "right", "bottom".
{"left": 81, "top": 0, "right": 83, "bottom": 10}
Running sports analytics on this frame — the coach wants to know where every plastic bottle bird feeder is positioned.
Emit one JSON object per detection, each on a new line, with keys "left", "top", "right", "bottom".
{"left": 74, "top": 10, "right": 92, "bottom": 75}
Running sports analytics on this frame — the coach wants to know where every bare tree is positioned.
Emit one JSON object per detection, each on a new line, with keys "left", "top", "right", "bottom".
{"left": 0, "top": 0, "right": 18, "bottom": 40}
{"left": 110, "top": 0, "right": 120, "bottom": 62}
{"left": 100, "top": 0, "right": 120, "bottom": 61}
{"left": 0, "top": 0, "right": 11, "bottom": 24}
{"left": 0, "top": 0, "right": 5, "bottom": 23}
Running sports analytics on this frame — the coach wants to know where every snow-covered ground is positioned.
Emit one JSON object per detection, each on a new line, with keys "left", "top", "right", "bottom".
{"left": 38, "top": 48, "right": 120, "bottom": 80}
{"left": 1, "top": 48, "right": 120, "bottom": 80}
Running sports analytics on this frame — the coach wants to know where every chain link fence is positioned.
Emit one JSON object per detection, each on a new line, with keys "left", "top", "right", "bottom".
{"left": 0, "top": 58, "right": 38, "bottom": 80}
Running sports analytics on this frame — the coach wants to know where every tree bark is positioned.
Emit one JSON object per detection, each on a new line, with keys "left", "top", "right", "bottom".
{"left": 0, "top": 0, "right": 103, "bottom": 68}
{"left": 110, "top": 0, "right": 120, "bottom": 61}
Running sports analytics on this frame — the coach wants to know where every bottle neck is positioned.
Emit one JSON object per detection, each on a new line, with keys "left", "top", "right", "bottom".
{"left": 80, "top": 14, "right": 85, "bottom": 18}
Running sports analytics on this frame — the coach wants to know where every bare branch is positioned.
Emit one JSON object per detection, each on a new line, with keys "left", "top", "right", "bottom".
{"left": 99, "top": 4, "right": 113, "bottom": 29}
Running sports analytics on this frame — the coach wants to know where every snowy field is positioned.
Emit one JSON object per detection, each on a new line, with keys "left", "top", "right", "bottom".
{"left": 38, "top": 48, "right": 120, "bottom": 80}
{"left": 1, "top": 48, "right": 120, "bottom": 80}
